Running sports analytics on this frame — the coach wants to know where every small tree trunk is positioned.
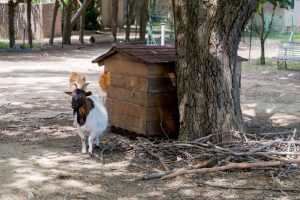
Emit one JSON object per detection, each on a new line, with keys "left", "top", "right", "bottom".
{"left": 49, "top": 0, "right": 60, "bottom": 45}
{"left": 172, "top": 0, "right": 258, "bottom": 141}
{"left": 112, "top": 0, "right": 119, "bottom": 42}
{"left": 79, "top": 1, "right": 86, "bottom": 44}
{"left": 139, "top": 0, "right": 149, "bottom": 41}
{"left": 259, "top": 5, "right": 265, "bottom": 65}
{"left": 8, "top": 0, "right": 16, "bottom": 48}
{"left": 63, "top": 0, "right": 73, "bottom": 44}
{"left": 260, "top": 39, "right": 266, "bottom": 65}
{"left": 27, "top": 0, "right": 33, "bottom": 48}
{"left": 152, "top": 0, "right": 156, "bottom": 10}
{"left": 126, "top": 0, "right": 136, "bottom": 42}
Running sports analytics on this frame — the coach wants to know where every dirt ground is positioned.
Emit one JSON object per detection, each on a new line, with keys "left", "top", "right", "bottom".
{"left": 0, "top": 43, "right": 300, "bottom": 200}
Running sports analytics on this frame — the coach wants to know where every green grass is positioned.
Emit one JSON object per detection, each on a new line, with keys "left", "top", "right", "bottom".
{"left": 243, "top": 58, "right": 300, "bottom": 72}
{"left": 0, "top": 40, "right": 41, "bottom": 49}
{"left": 0, "top": 41, "right": 9, "bottom": 49}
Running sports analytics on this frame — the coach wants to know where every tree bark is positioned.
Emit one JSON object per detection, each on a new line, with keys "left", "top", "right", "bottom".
{"left": 49, "top": 0, "right": 60, "bottom": 45}
{"left": 63, "top": 0, "right": 73, "bottom": 44}
{"left": 172, "top": 0, "right": 258, "bottom": 141}
{"left": 259, "top": 5, "right": 266, "bottom": 65}
{"left": 152, "top": 0, "right": 156, "bottom": 11}
{"left": 126, "top": 0, "right": 136, "bottom": 42}
{"left": 8, "top": 0, "right": 20, "bottom": 48}
{"left": 79, "top": 0, "right": 87, "bottom": 43}
{"left": 71, "top": 0, "right": 90, "bottom": 27}
{"left": 139, "top": 0, "right": 149, "bottom": 41}
{"left": 112, "top": 0, "right": 119, "bottom": 42}
{"left": 27, "top": 0, "right": 33, "bottom": 48}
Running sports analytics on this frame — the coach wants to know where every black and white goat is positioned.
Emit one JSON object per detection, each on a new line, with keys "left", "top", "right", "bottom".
{"left": 65, "top": 83, "right": 108, "bottom": 155}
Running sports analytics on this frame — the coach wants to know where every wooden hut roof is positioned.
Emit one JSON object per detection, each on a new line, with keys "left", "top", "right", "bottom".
{"left": 92, "top": 44, "right": 176, "bottom": 64}
{"left": 92, "top": 44, "right": 248, "bottom": 64}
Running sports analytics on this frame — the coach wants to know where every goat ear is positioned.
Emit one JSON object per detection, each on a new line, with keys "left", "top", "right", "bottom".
{"left": 85, "top": 91, "right": 92, "bottom": 96}
{"left": 63, "top": 91, "right": 72, "bottom": 96}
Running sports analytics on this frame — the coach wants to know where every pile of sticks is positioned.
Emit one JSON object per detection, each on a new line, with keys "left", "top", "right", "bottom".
{"left": 134, "top": 129, "right": 300, "bottom": 181}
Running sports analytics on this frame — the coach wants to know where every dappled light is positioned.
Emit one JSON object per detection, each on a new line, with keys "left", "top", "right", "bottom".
{"left": 0, "top": 37, "right": 300, "bottom": 199}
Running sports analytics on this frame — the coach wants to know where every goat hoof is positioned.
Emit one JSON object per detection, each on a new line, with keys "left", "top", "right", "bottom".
{"left": 89, "top": 152, "right": 93, "bottom": 157}
{"left": 95, "top": 145, "right": 100, "bottom": 150}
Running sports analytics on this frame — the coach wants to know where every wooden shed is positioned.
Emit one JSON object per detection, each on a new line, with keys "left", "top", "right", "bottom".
{"left": 92, "top": 45, "right": 178, "bottom": 136}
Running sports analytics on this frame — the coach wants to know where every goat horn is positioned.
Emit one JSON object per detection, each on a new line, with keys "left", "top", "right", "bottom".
{"left": 74, "top": 84, "right": 78, "bottom": 89}
{"left": 81, "top": 83, "right": 89, "bottom": 90}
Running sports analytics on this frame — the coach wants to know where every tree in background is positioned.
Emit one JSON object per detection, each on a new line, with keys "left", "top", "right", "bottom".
{"left": 49, "top": 0, "right": 60, "bottom": 45}
{"left": 253, "top": 0, "right": 292, "bottom": 65}
{"left": 172, "top": 0, "right": 258, "bottom": 141}
{"left": 112, "top": 0, "right": 119, "bottom": 42}
{"left": 125, "top": 0, "right": 136, "bottom": 42}
{"left": 63, "top": 0, "right": 91, "bottom": 44}
{"left": 139, "top": 0, "right": 149, "bottom": 41}
{"left": 27, "top": 0, "right": 32, "bottom": 48}
{"left": 8, "top": 0, "right": 21, "bottom": 48}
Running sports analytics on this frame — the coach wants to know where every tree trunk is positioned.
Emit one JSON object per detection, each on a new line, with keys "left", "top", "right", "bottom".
{"left": 63, "top": 0, "right": 73, "bottom": 44}
{"left": 79, "top": 2, "right": 86, "bottom": 44}
{"left": 259, "top": 5, "right": 265, "bottom": 65}
{"left": 49, "top": 0, "right": 60, "bottom": 45}
{"left": 172, "top": 0, "right": 258, "bottom": 142}
{"left": 126, "top": 0, "right": 136, "bottom": 42}
{"left": 139, "top": 0, "right": 149, "bottom": 41}
{"left": 112, "top": 0, "right": 119, "bottom": 42}
{"left": 71, "top": 0, "right": 90, "bottom": 27}
{"left": 8, "top": 0, "right": 16, "bottom": 48}
{"left": 260, "top": 39, "right": 266, "bottom": 65}
{"left": 152, "top": 0, "right": 156, "bottom": 11}
{"left": 27, "top": 0, "right": 33, "bottom": 48}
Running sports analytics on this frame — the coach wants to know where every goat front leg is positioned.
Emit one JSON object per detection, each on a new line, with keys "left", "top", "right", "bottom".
{"left": 77, "top": 129, "right": 86, "bottom": 154}
{"left": 88, "top": 133, "right": 96, "bottom": 156}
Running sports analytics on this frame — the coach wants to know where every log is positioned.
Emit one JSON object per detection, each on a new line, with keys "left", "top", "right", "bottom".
{"left": 89, "top": 34, "right": 114, "bottom": 44}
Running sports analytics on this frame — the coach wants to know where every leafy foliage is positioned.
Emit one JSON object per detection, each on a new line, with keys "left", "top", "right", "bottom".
{"left": 85, "top": 0, "right": 101, "bottom": 30}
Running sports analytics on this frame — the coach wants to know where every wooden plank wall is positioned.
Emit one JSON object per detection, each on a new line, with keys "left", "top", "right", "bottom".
{"left": 104, "top": 53, "right": 178, "bottom": 136}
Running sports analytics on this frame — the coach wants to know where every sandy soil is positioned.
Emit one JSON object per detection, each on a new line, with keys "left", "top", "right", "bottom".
{"left": 0, "top": 43, "right": 300, "bottom": 199}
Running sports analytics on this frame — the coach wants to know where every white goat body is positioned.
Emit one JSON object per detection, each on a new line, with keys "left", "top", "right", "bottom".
{"left": 74, "top": 95, "right": 108, "bottom": 155}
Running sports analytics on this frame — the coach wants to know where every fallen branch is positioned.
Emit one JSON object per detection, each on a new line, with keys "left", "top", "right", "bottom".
{"left": 160, "top": 158, "right": 216, "bottom": 180}
{"left": 138, "top": 138, "right": 170, "bottom": 172}
{"left": 161, "top": 159, "right": 300, "bottom": 180}
{"left": 197, "top": 181, "right": 300, "bottom": 192}
{"left": 40, "top": 112, "right": 72, "bottom": 120}
{"left": 135, "top": 158, "right": 215, "bottom": 181}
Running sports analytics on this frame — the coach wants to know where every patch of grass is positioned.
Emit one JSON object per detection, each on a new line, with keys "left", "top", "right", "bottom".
{"left": 0, "top": 40, "right": 42, "bottom": 49}
{"left": 0, "top": 41, "right": 9, "bottom": 49}
{"left": 243, "top": 58, "right": 300, "bottom": 72}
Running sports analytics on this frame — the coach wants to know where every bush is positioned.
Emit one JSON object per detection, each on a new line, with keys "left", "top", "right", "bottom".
{"left": 85, "top": 0, "right": 101, "bottom": 30}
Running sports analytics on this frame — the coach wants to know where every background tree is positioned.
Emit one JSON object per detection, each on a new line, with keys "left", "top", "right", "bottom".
{"left": 8, "top": 0, "right": 21, "bottom": 48}
{"left": 139, "top": 0, "right": 149, "bottom": 41}
{"left": 125, "top": 0, "right": 136, "bottom": 42}
{"left": 63, "top": 0, "right": 91, "bottom": 44}
{"left": 49, "top": 0, "right": 60, "bottom": 45}
{"left": 172, "top": 0, "right": 258, "bottom": 142}
{"left": 27, "top": 0, "right": 32, "bottom": 48}
{"left": 253, "top": 0, "right": 292, "bottom": 65}
{"left": 112, "top": 0, "right": 119, "bottom": 42}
